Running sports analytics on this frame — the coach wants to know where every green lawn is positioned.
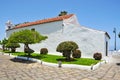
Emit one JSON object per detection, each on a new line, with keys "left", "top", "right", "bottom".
{"left": 1, "top": 51, "right": 100, "bottom": 66}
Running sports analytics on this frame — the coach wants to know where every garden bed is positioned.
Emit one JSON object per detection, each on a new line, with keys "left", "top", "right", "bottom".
{"left": 0, "top": 51, "right": 105, "bottom": 70}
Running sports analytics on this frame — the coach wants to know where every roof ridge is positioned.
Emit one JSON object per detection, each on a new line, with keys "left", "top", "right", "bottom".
{"left": 13, "top": 14, "right": 74, "bottom": 29}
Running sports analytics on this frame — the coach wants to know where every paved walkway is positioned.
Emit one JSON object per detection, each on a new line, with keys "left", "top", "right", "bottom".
{"left": 0, "top": 53, "right": 120, "bottom": 80}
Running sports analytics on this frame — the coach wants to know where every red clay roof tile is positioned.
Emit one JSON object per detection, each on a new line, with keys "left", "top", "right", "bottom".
{"left": 13, "top": 14, "right": 74, "bottom": 29}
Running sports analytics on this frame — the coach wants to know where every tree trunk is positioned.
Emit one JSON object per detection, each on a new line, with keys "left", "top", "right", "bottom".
{"left": 24, "top": 44, "right": 29, "bottom": 53}
{"left": 63, "top": 52, "right": 67, "bottom": 57}
{"left": 66, "top": 51, "right": 71, "bottom": 61}
{"left": 2, "top": 45, "right": 5, "bottom": 51}
{"left": 11, "top": 48, "right": 16, "bottom": 52}
{"left": 24, "top": 44, "right": 30, "bottom": 60}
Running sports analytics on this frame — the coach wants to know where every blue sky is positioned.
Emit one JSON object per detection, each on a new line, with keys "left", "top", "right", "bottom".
{"left": 0, "top": 0, "right": 120, "bottom": 50}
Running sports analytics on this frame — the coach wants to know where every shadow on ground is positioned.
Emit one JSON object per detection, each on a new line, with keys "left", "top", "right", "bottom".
{"left": 10, "top": 58, "right": 36, "bottom": 64}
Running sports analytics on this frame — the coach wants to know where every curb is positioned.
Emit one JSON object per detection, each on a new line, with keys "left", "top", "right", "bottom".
{"left": 1, "top": 53, "right": 106, "bottom": 70}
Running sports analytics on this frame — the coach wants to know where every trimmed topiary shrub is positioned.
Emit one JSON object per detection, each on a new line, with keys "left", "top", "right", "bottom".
{"left": 6, "top": 42, "right": 20, "bottom": 52}
{"left": 72, "top": 50, "right": 81, "bottom": 58}
{"left": 40, "top": 48, "right": 48, "bottom": 55}
{"left": 56, "top": 41, "right": 79, "bottom": 61}
{"left": 93, "top": 52, "right": 102, "bottom": 60}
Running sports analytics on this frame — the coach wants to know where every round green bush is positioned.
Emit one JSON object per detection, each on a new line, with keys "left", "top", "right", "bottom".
{"left": 56, "top": 41, "right": 79, "bottom": 61}
{"left": 40, "top": 48, "right": 48, "bottom": 55}
{"left": 93, "top": 52, "right": 102, "bottom": 60}
{"left": 72, "top": 50, "right": 81, "bottom": 58}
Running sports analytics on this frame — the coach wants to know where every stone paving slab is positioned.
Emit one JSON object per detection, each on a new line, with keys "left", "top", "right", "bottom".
{"left": 0, "top": 53, "right": 120, "bottom": 80}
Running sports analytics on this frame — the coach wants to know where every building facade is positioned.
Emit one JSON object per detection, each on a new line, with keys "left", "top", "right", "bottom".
{"left": 6, "top": 14, "right": 110, "bottom": 58}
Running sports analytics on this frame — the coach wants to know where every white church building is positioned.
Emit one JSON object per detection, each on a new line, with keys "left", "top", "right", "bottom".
{"left": 6, "top": 14, "right": 110, "bottom": 58}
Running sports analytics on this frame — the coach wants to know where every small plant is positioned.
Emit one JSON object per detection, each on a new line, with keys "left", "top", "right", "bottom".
{"left": 93, "top": 52, "right": 102, "bottom": 60}
{"left": 40, "top": 48, "right": 48, "bottom": 55}
{"left": 72, "top": 50, "right": 81, "bottom": 58}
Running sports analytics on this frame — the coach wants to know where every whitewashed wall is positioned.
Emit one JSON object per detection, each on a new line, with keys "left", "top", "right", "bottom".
{"left": 16, "top": 26, "right": 108, "bottom": 58}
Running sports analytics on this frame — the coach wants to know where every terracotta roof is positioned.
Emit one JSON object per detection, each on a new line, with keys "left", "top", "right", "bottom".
{"left": 13, "top": 14, "right": 74, "bottom": 29}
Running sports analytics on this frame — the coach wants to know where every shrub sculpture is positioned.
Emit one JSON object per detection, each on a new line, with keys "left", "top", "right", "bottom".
{"left": 93, "top": 52, "right": 102, "bottom": 60}
{"left": 72, "top": 50, "right": 81, "bottom": 58}
{"left": 6, "top": 42, "right": 20, "bottom": 52}
{"left": 8, "top": 29, "right": 47, "bottom": 59}
{"left": 40, "top": 48, "right": 48, "bottom": 55}
{"left": 56, "top": 41, "right": 79, "bottom": 61}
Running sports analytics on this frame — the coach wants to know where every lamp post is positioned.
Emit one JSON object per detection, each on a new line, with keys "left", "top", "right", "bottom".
{"left": 113, "top": 28, "right": 116, "bottom": 51}
{"left": 119, "top": 32, "right": 120, "bottom": 38}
